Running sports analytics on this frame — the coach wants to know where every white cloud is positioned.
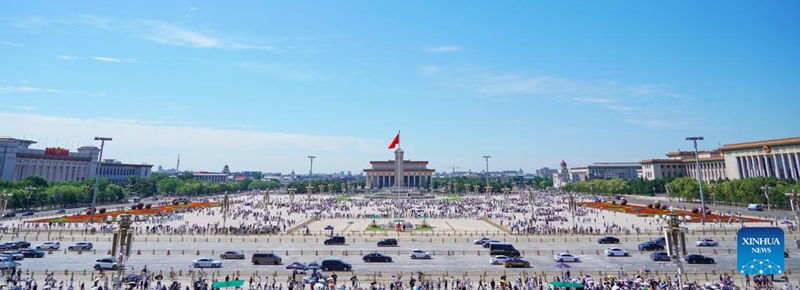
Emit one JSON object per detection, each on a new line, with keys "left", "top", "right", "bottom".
{"left": 90, "top": 56, "right": 139, "bottom": 63}
{"left": 91, "top": 56, "right": 121, "bottom": 63}
{"left": 425, "top": 46, "right": 463, "bottom": 53}
{"left": 573, "top": 97, "right": 613, "bottom": 104}
{"left": 1, "top": 42, "right": 23, "bottom": 47}
{"left": 190, "top": 7, "right": 199, "bottom": 11}
{"left": 60, "top": 55, "right": 81, "bottom": 60}
{"left": 0, "top": 86, "right": 65, "bottom": 94}
{"left": 605, "top": 105, "right": 637, "bottom": 111}
{"left": 143, "top": 21, "right": 220, "bottom": 48}
{"left": 0, "top": 113, "right": 387, "bottom": 172}
{"left": 0, "top": 104, "right": 36, "bottom": 110}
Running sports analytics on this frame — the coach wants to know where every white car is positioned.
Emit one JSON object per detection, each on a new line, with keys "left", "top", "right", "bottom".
{"left": 94, "top": 257, "right": 120, "bottom": 270}
{"left": 35, "top": 242, "right": 60, "bottom": 250}
{"left": 554, "top": 253, "right": 580, "bottom": 262}
{"left": 695, "top": 239, "right": 719, "bottom": 247}
{"left": 192, "top": 257, "right": 223, "bottom": 268}
{"left": 490, "top": 255, "right": 510, "bottom": 265}
{"left": 409, "top": 249, "right": 431, "bottom": 259}
{"left": 474, "top": 237, "right": 492, "bottom": 245}
{"left": 604, "top": 248, "right": 629, "bottom": 257}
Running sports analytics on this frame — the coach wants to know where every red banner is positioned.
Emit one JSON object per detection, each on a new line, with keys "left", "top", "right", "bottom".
{"left": 45, "top": 147, "right": 70, "bottom": 156}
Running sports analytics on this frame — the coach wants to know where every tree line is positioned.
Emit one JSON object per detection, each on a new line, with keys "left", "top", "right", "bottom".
{"left": 561, "top": 176, "right": 800, "bottom": 210}
{"left": 0, "top": 172, "right": 283, "bottom": 211}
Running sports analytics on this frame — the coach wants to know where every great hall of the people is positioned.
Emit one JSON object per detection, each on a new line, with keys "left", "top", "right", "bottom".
{"left": 641, "top": 136, "right": 800, "bottom": 181}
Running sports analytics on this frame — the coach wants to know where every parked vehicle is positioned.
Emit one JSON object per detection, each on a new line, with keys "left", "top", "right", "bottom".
{"left": 502, "top": 257, "right": 530, "bottom": 268}
{"left": 362, "top": 253, "right": 393, "bottom": 262}
{"left": 323, "top": 236, "right": 346, "bottom": 245}
{"left": 490, "top": 255, "right": 510, "bottom": 265}
{"left": 251, "top": 253, "right": 282, "bottom": 265}
{"left": 409, "top": 249, "right": 431, "bottom": 259}
{"left": 638, "top": 242, "right": 664, "bottom": 251}
{"left": 35, "top": 242, "right": 60, "bottom": 250}
{"left": 1, "top": 213, "right": 16, "bottom": 218}
{"left": 474, "top": 237, "right": 492, "bottom": 245}
{"left": 377, "top": 238, "right": 398, "bottom": 247}
{"left": 320, "top": 259, "right": 352, "bottom": 271}
{"left": 489, "top": 243, "right": 520, "bottom": 257}
{"left": 192, "top": 258, "right": 223, "bottom": 268}
{"left": 14, "top": 241, "right": 30, "bottom": 248}
{"left": 21, "top": 211, "right": 34, "bottom": 216}
{"left": 748, "top": 204, "right": 764, "bottom": 211}
{"left": 554, "top": 253, "right": 580, "bottom": 262}
{"left": 685, "top": 254, "right": 715, "bottom": 264}
{"left": 219, "top": 251, "right": 245, "bottom": 259}
{"left": 650, "top": 252, "right": 671, "bottom": 261}
{"left": 0, "top": 257, "right": 19, "bottom": 269}
{"left": 94, "top": 257, "right": 120, "bottom": 270}
{"left": 695, "top": 238, "right": 719, "bottom": 247}
{"left": 481, "top": 240, "right": 501, "bottom": 248}
{"left": 604, "top": 248, "right": 629, "bottom": 257}
{"left": 597, "top": 236, "right": 620, "bottom": 244}
{"left": 20, "top": 249, "right": 45, "bottom": 258}
{"left": 285, "top": 262, "right": 306, "bottom": 270}
{"left": 68, "top": 242, "right": 93, "bottom": 251}
{"left": 0, "top": 251, "right": 23, "bottom": 260}
{"left": 651, "top": 237, "right": 667, "bottom": 246}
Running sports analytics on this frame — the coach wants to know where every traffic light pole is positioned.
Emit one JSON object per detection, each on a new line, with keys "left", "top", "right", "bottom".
{"left": 112, "top": 212, "right": 133, "bottom": 290}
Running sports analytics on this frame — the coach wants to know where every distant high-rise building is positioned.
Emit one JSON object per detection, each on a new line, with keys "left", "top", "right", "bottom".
{"left": 536, "top": 167, "right": 558, "bottom": 177}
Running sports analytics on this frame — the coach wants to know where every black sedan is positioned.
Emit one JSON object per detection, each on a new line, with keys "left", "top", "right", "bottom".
{"left": 14, "top": 241, "right": 30, "bottom": 249}
{"left": 377, "top": 239, "right": 398, "bottom": 247}
{"left": 649, "top": 251, "right": 670, "bottom": 261}
{"left": 20, "top": 249, "right": 45, "bottom": 258}
{"left": 638, "top": 242, "right": 664, "bottom": 251}
{"left": 21, "top": 211, "right": 34, "bottom": 216}
{"left": 685, "top": 254, "right": 715, "bottom": 264}
{"left": 362, "top": 253, "right": 393, "bottom": 262}
{"left": 597, "top": 236, "right": 620, "bottom": 244}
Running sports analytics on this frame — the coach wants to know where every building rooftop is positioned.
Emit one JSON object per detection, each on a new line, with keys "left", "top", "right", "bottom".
{"left": 720, "top": 136, "right": 800, "bottom": 151}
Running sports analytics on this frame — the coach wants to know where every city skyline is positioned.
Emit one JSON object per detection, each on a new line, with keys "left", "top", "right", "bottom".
{"left": 2, "top": 1, "right": 799, "bottom": 173}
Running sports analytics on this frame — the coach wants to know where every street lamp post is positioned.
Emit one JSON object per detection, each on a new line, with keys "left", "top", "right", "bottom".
{"left": 709, "top": 184, "right": 717, "bottom": 206}
{"left": 91, "top": 137, "right": 112, "bottom": 222}
{"left": 483, "top": 156, "right": 491, "bottom": 191}
{"left": 111, "top": 212, "right": 133, "bottom": 290}
{"left": 762, "top": 185, "right": 772, "bottom": 211}
{"left": 486, "top": 186, "right": 493, "bottom": 197}
{"left": 221, "top": 192, "right": 230, "bottom": 229}
{"left": 502, "top": 187, "right": 510, "bottom": 201}
{"left": 654, "top": 210, "right": 692, "bottom": 290}
{"left": 786, "top": 189, "right": 799, "bottom": 225}
{"left": 288, "top": 187, "right": 296, "bottom": 203}
{"left": 0, "top": 191, "right": 11, "bottom": 217}
{"left": 263, "top": 190, "right": 270, "bottom": 223}
{"left": 306, "top": 185, "right": 313, "bottom": 201}
{"left": 686, "top": 136, "right": 707, "bottom": 224}
{"left": 25, "top": 186, "right": 36, "bottom": 211}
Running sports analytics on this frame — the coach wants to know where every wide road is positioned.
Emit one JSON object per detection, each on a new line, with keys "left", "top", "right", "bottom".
{"left": 8, "top": 232, "right": 798, "bottom": 275}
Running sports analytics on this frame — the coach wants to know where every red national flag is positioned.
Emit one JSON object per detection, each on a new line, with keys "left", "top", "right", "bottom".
{"left": 388, "top": 132, "right": 400, "bottom": 149}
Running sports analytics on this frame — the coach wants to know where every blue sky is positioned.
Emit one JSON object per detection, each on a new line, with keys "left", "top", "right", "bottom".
{"left": 1, "top": 1, "right": 799, "bottom": 174}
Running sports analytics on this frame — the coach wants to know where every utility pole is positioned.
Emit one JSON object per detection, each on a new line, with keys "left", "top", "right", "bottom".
{"left": 786, "top": 189, "right": 799, "bottom": 225}
{"left": 263, "top": 189, "right": 270, "bottom": 223}
{"left": 25, "top": 186, "right": 36, "bottom": 211}
{"left": 91, "top": 136, "right": 112, "bottom": 222}
{"left": 111, "top": 211, "right": 133, "bottom": 290}
{"left": 655, "top": 211, "right": 691, "bottom": 290}
{"left": 685, "top": 136, "right": 707, "bottom": 224}
{"left": 762, "top": 185, "right": 772, "bottom": 211}
{"left": 483, "top": 156, "right": 491, "bottom": 191}
{"left": 308, "top": 156, "right": 315, "bottom": 201}
{"left": 221, "top": 192, "right": 230, "bottom": 229}
{"left": 0, "top": 191, "right": 11, "bottom": 217}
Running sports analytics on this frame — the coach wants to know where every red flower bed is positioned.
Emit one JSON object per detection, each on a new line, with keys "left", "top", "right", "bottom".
{"left": 27, "top": 202, "right": 219, "bottom": 223}
{"left": 582, "top": 202, "right": 768, "bottom": 223}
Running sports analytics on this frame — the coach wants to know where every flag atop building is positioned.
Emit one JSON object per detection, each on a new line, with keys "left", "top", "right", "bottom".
{"left": 388, "top": 131, "right": 400, "bottom": 149}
